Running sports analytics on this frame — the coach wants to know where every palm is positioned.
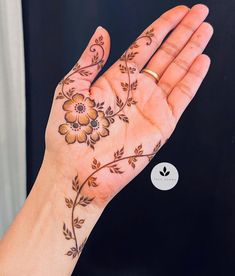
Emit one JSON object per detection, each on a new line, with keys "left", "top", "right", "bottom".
{"left": 46, "top": 4, "right": 212, "bottom": 202}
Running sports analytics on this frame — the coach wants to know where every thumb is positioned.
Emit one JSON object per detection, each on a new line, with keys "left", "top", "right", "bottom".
{"left": 62, "top": 26, "right": 111, "bottom": 92}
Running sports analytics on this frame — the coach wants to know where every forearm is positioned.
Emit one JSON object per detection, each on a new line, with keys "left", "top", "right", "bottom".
{"left": 0, "top": 155, "right": 103, "bottom": 275}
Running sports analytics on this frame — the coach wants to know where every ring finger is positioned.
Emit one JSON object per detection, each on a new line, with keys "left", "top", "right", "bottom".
{"left": 158, "top": 21, "right": 213, "bottom": 97}
{"left": 144, "top": 4, "right": 209, "bottom": 80}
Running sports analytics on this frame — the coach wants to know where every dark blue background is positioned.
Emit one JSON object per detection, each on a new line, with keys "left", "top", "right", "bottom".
{"left": 22, "top": 0, "right": 235, "bottom": 275}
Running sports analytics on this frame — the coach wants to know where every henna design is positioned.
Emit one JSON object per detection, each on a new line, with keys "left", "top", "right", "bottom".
{"left": 63, "top": 140, "right": 161, "bottom": 259}
{"left": 57, "top": 29, "right": 154, "bottom": 148}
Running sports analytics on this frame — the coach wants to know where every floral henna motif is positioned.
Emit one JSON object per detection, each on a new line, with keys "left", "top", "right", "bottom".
{"left": 63, "top": 140, "right": 161, "bottom": 259}
{"left": 57, "top": 29, "right": 154, "bottom": 148}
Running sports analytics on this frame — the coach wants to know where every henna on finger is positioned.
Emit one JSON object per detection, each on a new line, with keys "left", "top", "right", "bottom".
{"left": 56, "top": 29, "right": 154, "bottom": 148}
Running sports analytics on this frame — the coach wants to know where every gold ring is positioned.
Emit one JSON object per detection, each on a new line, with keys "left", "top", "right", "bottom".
{"left": 142, "top": 68, "right": 160, "bottom": 83}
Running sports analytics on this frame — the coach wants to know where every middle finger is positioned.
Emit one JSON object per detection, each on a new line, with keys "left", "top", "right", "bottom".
{"left": 145, "top": 4, "right": 209, "bottom": 78}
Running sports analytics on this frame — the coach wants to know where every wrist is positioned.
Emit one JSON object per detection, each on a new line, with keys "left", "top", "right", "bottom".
{"left": 0, "top": 152, "right": 105, "bottom": 275}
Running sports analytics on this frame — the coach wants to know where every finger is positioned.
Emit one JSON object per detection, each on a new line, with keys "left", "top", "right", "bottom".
{"left": 62, "top": 26, "right": 110, "bottom": 91}
{"left": 158, "top": 22, "right": 213, "bottom": 96}
{"left": 168, "top": 54, "right": 211, "bottom": 122}
{"left": 113, "top": 5, "right": 189, "bottom": 72}
{"left": 146, "top": 4, "right": 209, "bottom": 77}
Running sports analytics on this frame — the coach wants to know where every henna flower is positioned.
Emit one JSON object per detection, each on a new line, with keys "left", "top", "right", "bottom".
{"left": 59, "top": 122, "right": 92, "bottom": 144}
{"left": 90, "top": 111, "right": 110, "bottom": 141}
{"left": 63, "top": 93, "right": 97, "bottom": 125}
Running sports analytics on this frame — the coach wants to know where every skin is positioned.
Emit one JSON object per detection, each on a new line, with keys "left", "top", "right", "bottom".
{"left": 0, "top": 4, "right": 213, "bottom": 275}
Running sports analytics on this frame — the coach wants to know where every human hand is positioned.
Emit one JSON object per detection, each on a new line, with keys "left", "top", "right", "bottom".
{"left": 0, "top": 5, "right": 213, "bottom": 273}
{"left": 46, "top": 4, "right": 212, "bottom": 200}
{"left": 43, "top": 4, "right": 212, "bottom": 258}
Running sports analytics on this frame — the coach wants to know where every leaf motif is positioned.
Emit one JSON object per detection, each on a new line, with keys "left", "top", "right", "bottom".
{"left": 160, "top": 171, "right": 164, "bottom": 176}
{"left": 105, "top": 106, "right": 113, "bottom": 116}
{"left": 59, "top": 78, "right": 75, "bottom": 85}
{"left": 88, "top": 176, "right": 98, "bottom": 187}
{"left": 66, "top": 87, "right": 76, "bottom": 97}
{"left": 121, "top": 82, "right": 129, "bottom": 92}
{"left": 72, "top": 175, "right": 79, "bottom": 192}
{"left": 127, "top": 97, "right": 137, "bottom": 107}
{"left": 114, "top": 146, "right": 124, "bottom": 160}
{"left": 63, "top": 223, "right": 73, "bottom": 240}
{"left": 65, "top": 198, "right": 73, "bottom": 208}
{"left": 87, "top": 138, "right": 95, "bottom": 149}
{"left": 165, "top": 171, "right": 170, "bottom": 176}
{"left": 91, "top": 158, "right": 101, "bottom": 170}
{"left": 95, "top": 35, "right": 104, "bottom": 45}
{"left": 118, "top": 114, "right": 129, "bottom": 123}
{"left": 128, "top": 156, "right": 137, "bottom": 169}
{"left": 73, "top": 63, "right": 81, "bottom": 71}
{"left": 95, "top": 101, "right": 104, "bottom": 110}
{"left": 134, "top": 144, "right": 143, "bottom": 155}
{"left": 74, "top": 217, "right": 85, "bottom": 229}
{"left": 163, "top": 166, "right": 166, "bottom": 173}
{"left": 66, "top": 247, "right": 78, "bottom": 259}
{"left": 108, "top": 164, "right": 124, "bottom": 174}
{"left": 129, "top": 67, "right": 136, "bottom": 74}
{"left": 130, "top": 41, "right": 139, "bottom": 49}
{"left": 78, "top": 196, "right": 94, "bottom": 207}
{"left": 66, "top": 251, "right": 73, "bottom": 256}
{"left": 119, "top": 64, "right": 127, "bottom": 73}
{"left": 92, "top": 52, "right": 99, "bottom": 64}
{"left": 131, "top": 80, "right": 138, "bottom": 90}
{"left": 127, "top": 52, "right": 138, "bottom": 61}
{"left": 108, "top": 117, "right": 115, "bottom": 124}
{"left": 116, "top": 96, "right": 124, "bottom": 108}
{"left": 146, "top": 28, "right": 154, "bottom": 37}
{"left": 78, "top": 70, "right": 92, "bottom": 76}
{"left": 56, "top": 92, "right": 64, "bottom": 100}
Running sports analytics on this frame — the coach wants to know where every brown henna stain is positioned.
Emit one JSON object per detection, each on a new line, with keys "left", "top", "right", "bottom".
{"left": 57, "top": 29, "right": 154, "bottom": 149}
{"left": 63, "top": 141, "right": 161, "bottom": 259}
{"left": 56, "top": 29, "right": 162, "bottom": 259}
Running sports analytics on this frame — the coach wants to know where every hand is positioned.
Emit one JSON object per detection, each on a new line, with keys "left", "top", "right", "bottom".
{"left": 0, "top": 5, "right": 213, "bottom": 273}
{"left": 46, "top": 4, "right": 212, "bottom": 203}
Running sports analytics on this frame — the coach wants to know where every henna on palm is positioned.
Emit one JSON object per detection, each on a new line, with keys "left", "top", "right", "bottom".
{"left": 56, "top": 29, "right": 154, "bottom": 148}
{"left": 56, "top": 29, "right": 161, "bottom": 258}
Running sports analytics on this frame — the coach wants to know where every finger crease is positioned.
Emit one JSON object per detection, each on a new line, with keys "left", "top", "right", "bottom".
{"left": 158, "top": 81, "right": 172, "bottom": 97}
{"left": 160, "top": 41, "right": 180, "bottom": 58}
{"left": 173, "top": 58, "right": 190, "bottom": 71}
{"left": 176, "top": 83, "right": 192, "bottom": 100}
{"left": 181, "top": 22, "right": 195, "bottom": 33}
{"left": 189, "top": 69, "right": 203, "bottom": 79}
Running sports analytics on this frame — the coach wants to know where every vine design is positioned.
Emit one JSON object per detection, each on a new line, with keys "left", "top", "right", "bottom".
{"left": 63, "top": 140, "right": 161, "bottom": 258}
{"left": 56, "top": 29, "right": 154, "bottom": 148}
